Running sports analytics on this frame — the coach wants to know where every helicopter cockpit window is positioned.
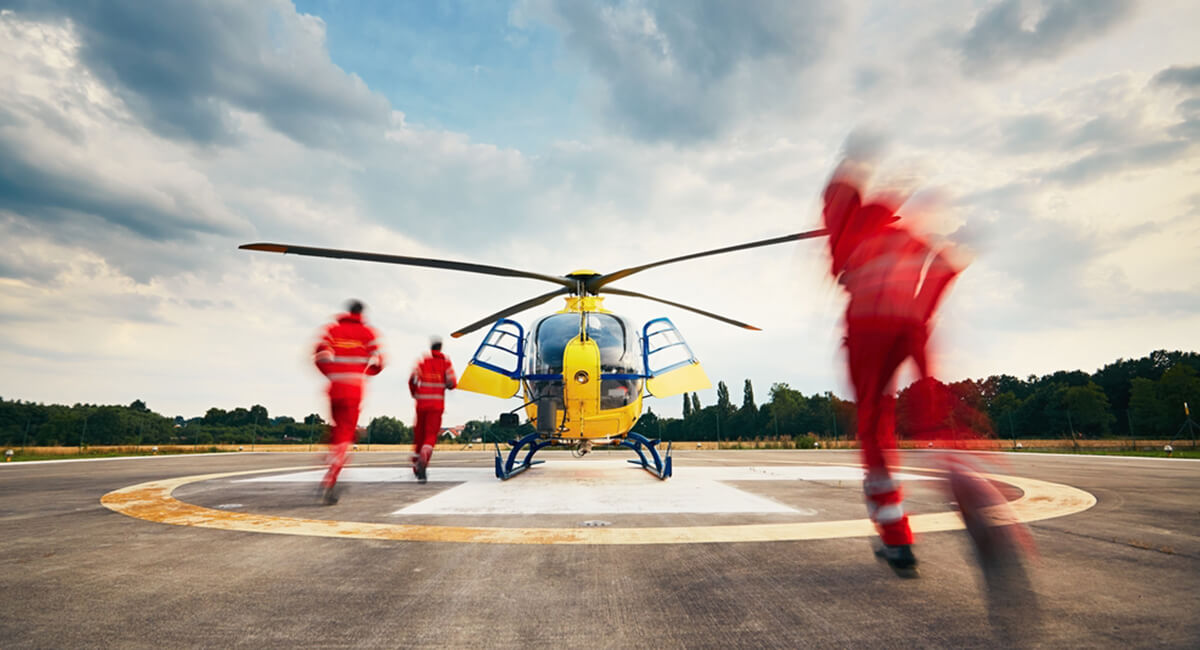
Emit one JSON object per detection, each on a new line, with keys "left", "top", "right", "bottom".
{"left": 528, "top": 312, "right": 643, "bottom": 410}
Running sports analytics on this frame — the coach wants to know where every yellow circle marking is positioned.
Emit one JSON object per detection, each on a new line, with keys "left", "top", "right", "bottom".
{"left": 100, "top": 464, "right": 1096, "bottom": 545}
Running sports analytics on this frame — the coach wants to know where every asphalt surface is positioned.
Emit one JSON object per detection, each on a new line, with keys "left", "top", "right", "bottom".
{"left": 1, "top": 449, "right": 1197, "bottom": 649}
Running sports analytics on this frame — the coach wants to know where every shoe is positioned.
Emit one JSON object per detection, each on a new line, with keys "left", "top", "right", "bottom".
{"left": 415, "top": 461, "right": 427, "bottom": 484}
{"left": 875, "top": 543, "right": 919, "bottom": 578}
{"left": 320, "top": 485, "right": 340, "bottom": 505}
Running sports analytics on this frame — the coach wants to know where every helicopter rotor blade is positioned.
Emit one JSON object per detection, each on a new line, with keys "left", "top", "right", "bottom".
{"left": 239, "top": 243, "right": 576, "bottom": 289}
{"left": 450, "top": 287, "right": 572, "bottom": 339}
{"left": 587, "top": 227, "right": 829, "bottom": 293}
{"left": 601, "top": 287, "right": 762, "bottom": 331}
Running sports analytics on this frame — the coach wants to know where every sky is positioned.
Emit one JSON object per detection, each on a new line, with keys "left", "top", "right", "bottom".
{"left": 1, "top": 0, "right": 1198, "bottom": 427}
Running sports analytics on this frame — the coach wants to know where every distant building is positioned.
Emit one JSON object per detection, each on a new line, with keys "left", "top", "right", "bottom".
{"left": 439, "top": 425, "right": 466, "bottom": 439}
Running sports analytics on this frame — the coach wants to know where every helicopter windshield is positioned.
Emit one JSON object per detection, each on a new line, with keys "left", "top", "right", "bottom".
{"left": 528, "top": 312, "right": 642, "bottom": 409}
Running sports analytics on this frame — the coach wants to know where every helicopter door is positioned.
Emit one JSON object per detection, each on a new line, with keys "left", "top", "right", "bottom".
{"left": 642, "top": 317, "right": 711, "bottom": 398}
{"left": 457, "top": 319, "right": 524, "bottom": 399}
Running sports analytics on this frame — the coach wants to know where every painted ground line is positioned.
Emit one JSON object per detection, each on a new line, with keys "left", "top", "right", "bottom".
{"left": 100, "top": 463, "right": 1096, "bottom": 545}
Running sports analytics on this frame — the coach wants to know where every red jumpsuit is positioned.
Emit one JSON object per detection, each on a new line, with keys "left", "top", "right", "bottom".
{"left": 824, "top": 180, "right": 960, "bottom": 547}
{"left": 314, "top": 312, "right": 383, "bottom": 490}
{"left": 409, "top": 350, "right": 457, "bottom": 473}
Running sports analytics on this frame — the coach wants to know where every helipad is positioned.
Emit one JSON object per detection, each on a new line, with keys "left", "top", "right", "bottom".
{"left": 101, "top": 459, "right": 1096, "bottom": 544}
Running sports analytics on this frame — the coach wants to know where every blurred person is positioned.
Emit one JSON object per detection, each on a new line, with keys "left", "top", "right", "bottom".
{"left": 821, "top": 159, "right": 1028, "bottom": 582}
{"left": 409, "top": 336, "right": 457, "bottom": 483}
{"left": 314, "top": 300, "right": 384, "bottom": 504}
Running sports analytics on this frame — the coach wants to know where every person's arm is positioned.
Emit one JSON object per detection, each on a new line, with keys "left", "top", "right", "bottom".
{"left": 364, "top": 328, "right": 384, "bottom": 376}
{"left": 915, "top": 247, "right": 961, "bottom": 324}
{"left": 444, "top": 359, "right": 457, "bottom": 390}
{"left": 314, "top": 327, "right": 335, "bottom": 376}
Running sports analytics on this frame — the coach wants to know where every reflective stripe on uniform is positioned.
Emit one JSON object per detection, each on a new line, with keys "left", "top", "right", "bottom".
{"left": 332, "top": 355, "right": 373, "bottom": 364}
{"left": 871, "top": 503, "right": 906, "bottom": 524}
{"left": 864, "top": 475, "right": 900, "bottom": 496}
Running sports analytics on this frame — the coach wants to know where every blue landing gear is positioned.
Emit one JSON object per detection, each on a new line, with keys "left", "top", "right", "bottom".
{"left": 493, "top": 431, "right": 674, "bottom": 480}
{"left": 494, "top": 432, "right": 554, "bottom": 480}
{"left": 619, "top": 432, "right": 673, "bottom": 480}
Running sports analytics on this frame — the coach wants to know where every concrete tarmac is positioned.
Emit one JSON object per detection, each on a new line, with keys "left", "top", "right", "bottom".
{"left": 1, "top": 449, "right": 1197, "bottom": 648}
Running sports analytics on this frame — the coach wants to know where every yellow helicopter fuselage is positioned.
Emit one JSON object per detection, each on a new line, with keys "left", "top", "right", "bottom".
{"left": 457, "top": 293, "right": 709, "bottom": 441}
{"left": 525, "top": 296, "right": 644, "bottom": 440}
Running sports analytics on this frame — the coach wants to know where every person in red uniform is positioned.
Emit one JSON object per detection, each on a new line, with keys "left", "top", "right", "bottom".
{"left": 822, "top": 160, "right": 1031, "bottom": 588}
{"left": 314, "top": 300, "right": 384, "bottom": 504}
{"left": 409, "top": 337, "right": 456, "bottom": 483}
{"left": 822, "top": 162, "right": 963, "bottom": 577}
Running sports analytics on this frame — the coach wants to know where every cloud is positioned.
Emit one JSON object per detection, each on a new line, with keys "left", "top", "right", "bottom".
{"left": 523, "top": 0, "right": 843, "bottom": 143}
{"left": 0, "top": 12, "right": 254, "bottom": 281}
{"left": 1045, "top": 139, "right": 1193, "bottom": 185}
{"left": 960, "top": 0, "right": 1136, "bottom": 76}
{"left": 1152, "top": 64, "right": 1200, "bottom": 90}
{"left": 977, "top": 70, "right": 1200, "bottom": 187}
{"left": 2, "top": 0, "right": 390, "bottom": 147}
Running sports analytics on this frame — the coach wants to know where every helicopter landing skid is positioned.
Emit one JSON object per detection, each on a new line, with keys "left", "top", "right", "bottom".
{"left": 494, "top": 432, "right": 554, "bottom": 480}
{"left": 619, "top": 432, "right": 673, "bottom": 480}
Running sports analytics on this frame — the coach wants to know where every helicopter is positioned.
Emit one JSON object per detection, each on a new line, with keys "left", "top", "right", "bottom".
{"left": 240, "top": 227, "right": 827, "bottom": 480}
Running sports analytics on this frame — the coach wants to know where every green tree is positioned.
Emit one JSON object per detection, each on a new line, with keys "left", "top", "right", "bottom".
{"left": 203, "top": 407, "right": 228, "bottom": 425}
{"left": 989, "top": 391, "right": 1022, "bottom": 440}
{"left": 683, "top": 393, "right": 691, "bottom": 418}
{"left": 366, "top": 416, "right": 410, "bottom": 444}
{"left": 691, "top": 393, "right": 701, "bottom": 414}
{"left": 742, "top": 379, "right": 756, "bottom": 411}
{"left": 716, "top": 381, "right": 734, "bottom": 416}
{"left": 249, "top": 404, "right": 269, "bottom": 424}
{"left": 1063, "top": 382, "right": 1115, "bottom": 437}
{"left": 731, "top": 379, "right": 759, "bottom": 439}
{"left": 1129, "top": 378, "right": 1165, "bottom": 437}
{"left": 635, "top": 408, "right": 662, "bottom": 440}
{"left": 1158, "top": 364, "right": 1200, "bottom": 433}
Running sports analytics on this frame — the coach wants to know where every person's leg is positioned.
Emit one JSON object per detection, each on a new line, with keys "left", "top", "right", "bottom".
{"left": 418, "top": 409, "right": 443, "bottom": 471}
{"left": 412, "top": 410, "right": 427, "bottom": 478}
{"left": 848, "top": 321, "right": 913, "bottom": 548}
{"left": 322, "top": 397, "right": 359, "bottom": 502}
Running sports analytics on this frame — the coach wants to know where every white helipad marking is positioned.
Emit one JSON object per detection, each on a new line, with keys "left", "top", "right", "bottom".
{"left": 237, "top": 461, "right": 934, "bottom": 515}
{"left": 238, "top": 467, "right": 490, "bottom": 483}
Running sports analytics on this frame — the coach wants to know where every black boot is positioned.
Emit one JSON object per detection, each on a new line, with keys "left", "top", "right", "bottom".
{"left": 875, "top": 543, "right": 919, "bottom": 578}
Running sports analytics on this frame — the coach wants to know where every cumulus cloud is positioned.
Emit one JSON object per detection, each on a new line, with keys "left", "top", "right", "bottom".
{"left": 1152, "top": 64, "right": 1200, "bottom": 90}
{"left": 960, "top": 0, "right": 1136, "bottom": 76}
{"left": 522, "top": 0, "right": 843, "bottom": 143}
{"left": 0, "top": 12, "right": 252, "bottom": 281}
{"left": 975, "top": 69, "right": 1200, "bottom": 189}
{"left": 2, "top": 0, "right": 390, "bottom": 147}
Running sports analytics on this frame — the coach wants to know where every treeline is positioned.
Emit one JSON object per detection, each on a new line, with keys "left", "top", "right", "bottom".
{"left": 2, "top": 350, "right": 1197, "bottom": 447}
{"left": 0, "top": 399, "right": 416, "bottom": 447}
{"left": 630, "top": 350, "right": 1200, "bottom": 443}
